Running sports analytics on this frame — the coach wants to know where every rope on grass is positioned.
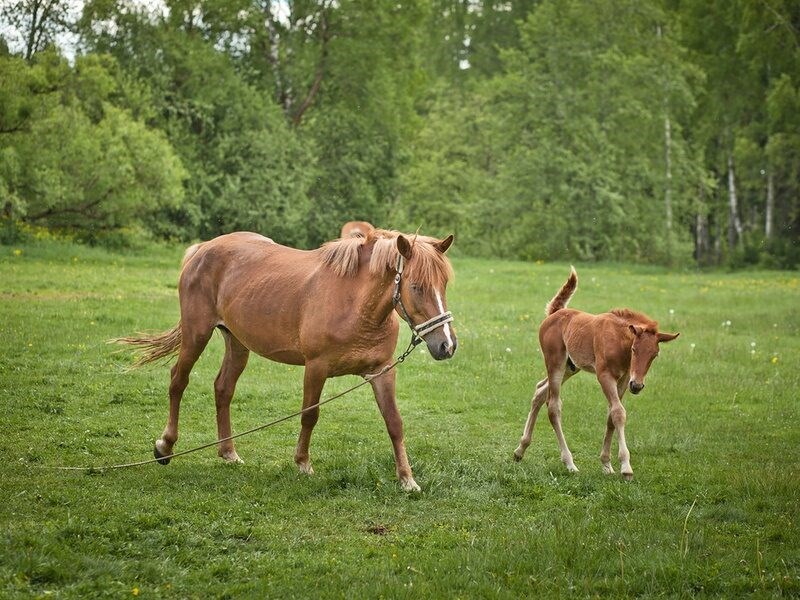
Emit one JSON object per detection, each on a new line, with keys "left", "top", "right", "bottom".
{"left": 33, "top": 338, "right": 421, "bottom": 472}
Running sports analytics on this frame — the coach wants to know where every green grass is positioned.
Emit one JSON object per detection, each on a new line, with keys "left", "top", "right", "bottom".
{"left": 1, "top": 241, "right": 799, "bottom": 598}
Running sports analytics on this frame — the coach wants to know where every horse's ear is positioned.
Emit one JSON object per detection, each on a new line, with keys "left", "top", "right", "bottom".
{"left": 629, "top": 324, "right": 643, "bottom": 336}
{"left": 657, "top": 332, "right": 680, "bottom": 343}
{"left": 397, "top": 235, "right": 414, "bottom": 260}
{"left": 435, "top": 234, "right": 454, "bottom": 254}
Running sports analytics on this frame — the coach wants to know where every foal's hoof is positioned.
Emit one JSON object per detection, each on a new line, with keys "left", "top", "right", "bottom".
{"left": 296, "top": 461, "right": 314, "bottom": 475}
{"left": 153, "top": 442, "right": 171, "bottom": 466}
{"left": 513, "top": 447, "right": 524, "bottom": 462}
{"left": 400, "top": 477, "right": 421, "bottom": 493}
{"left": 622, "top": 472, "right": 634, "bottom": 482}
{"left": 601, "top": 462, "right": 615, "bottom": 475}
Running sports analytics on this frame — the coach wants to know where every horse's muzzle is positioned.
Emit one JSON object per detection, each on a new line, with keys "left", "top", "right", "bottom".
{"left": 629, "top": 380, "right": 645, "bottom": 395}
{"left": 428, "top": 336, "right": 457, "bottom": 360}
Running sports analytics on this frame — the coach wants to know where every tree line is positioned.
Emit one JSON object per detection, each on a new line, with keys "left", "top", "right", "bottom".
{"left": 1, "top": 0, "right": 798, "bottom": 268}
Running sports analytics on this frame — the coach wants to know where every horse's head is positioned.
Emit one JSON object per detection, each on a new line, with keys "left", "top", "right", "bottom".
{"left": 628, "top": 326, "right": 679, "bottom": 394}
{"left": 395, "top": 233, "right": 457, "bottom": 360}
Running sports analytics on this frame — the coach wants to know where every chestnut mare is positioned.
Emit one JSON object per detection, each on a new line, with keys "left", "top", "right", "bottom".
{"left": 340, "top": 220, "right": 375, "bottom": 238}
{"left": 513, "top": 268, "right": 678, "bottom": 479}
{"left": 120, "top": 229, "right": 457, "bottom": 492}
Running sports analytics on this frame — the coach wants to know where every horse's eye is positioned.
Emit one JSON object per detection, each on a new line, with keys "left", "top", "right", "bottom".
{"left": 409, "top": 283, "right": 423, "bottom": 294}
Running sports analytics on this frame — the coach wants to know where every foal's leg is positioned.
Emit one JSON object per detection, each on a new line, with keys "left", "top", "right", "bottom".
{"left": 600, "top": 377, "right": 629, "bottom": 475}
{"left": 155, "top": 323, "right": 214, "bottom": 464}
{"left": 513, "top": 378, "right": 548, "bottom": 461}
{"left": 369, "top": 368, "right": 420, "bottom": 492}
{"left": 294, "top": 361, "right": 327, "bottom": 475}
{"left": 547, "top": 366, "right": 578, "bottom": 472}
{"left": 214, "top": 330, "right": 250, "bottom": 463}
{"left": 598, "top": 371, "right": 633, "bottom": 480}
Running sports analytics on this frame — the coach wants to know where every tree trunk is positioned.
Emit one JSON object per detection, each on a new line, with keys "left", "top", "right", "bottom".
{"left": 264, "top": 3, "right": 292, "bottom": 115}
{"left": 765, "top": 169, "right": 774, "bottom": 239}
{"left": 727, "top": 152, "right": 743, "bottom": 249}
{"left": 694, "top": 212, "right": 709, "bottom": 264}
{"left": 664, "top": 113, "right": 673, "bottom": 260}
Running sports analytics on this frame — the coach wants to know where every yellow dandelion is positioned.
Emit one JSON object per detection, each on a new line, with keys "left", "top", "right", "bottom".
{"left": 771, "top": 356, "right": 779, "bottom": 364}
{"left": 13, "top": 249, "right": 22, "bottom": 256}
{"left": 132, "top": 588, "right": 139, "bottom": 596}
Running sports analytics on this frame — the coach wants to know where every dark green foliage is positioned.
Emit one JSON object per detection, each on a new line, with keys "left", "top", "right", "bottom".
{"left": 0, "top": 0, "right": 798, "bottom": 265}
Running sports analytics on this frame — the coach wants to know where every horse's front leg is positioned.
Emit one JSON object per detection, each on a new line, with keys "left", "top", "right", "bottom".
{"left": 600, "top": 376, "right": 629, "bottom": 475}
{"left": 598, "top": 371, "right": 633, "bottom": 480}
{"left": 369, "top": 368, "right": 420, "bottom": 492}
{"left": 294, "top": 361, "right": 327, "bottom": 475}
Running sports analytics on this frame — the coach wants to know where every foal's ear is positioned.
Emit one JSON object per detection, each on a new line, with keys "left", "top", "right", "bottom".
{"left": 629, "top": 324, "right": 644, "bottom": 336}
{"left": 435, "top": 234, "right": 455, "bottom": 254}
{"left": 657, "top": 332, "right": 680, "bottom": 343}
{"left": 397, "top": 234, "right": 414, "bottom": 260}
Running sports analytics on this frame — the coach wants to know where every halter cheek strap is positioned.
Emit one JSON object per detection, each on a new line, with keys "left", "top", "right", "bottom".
{"left": 392, "top": 255, "right": 454, "bottom": 345}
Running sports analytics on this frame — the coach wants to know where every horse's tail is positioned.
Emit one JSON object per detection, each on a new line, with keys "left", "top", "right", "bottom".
{"left": 112, "top": 322, "right": 182, "bottom": 368}
{"left": 545, "top": 266, "right": 578, "bottom": 316}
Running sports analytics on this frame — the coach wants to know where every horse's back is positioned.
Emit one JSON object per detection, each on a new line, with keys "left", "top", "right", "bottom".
{"left": 178, "top": 232, "right": 310, "bottom": 304}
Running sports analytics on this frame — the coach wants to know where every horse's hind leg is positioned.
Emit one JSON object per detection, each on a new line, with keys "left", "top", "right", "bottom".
{"left": 547, "top": 365, "right": 578, "bottom": 472}
{"left": 513, "top": 378, "right": 548, "bottom": 461}
{"left": 294, "top": 361, "right": 327, "bottom": 475}
{"left": 214, "top": 329, "right": 250, "bottom": 463}
{"left": 155, "top": 323, "right": 214, "bottom": 464}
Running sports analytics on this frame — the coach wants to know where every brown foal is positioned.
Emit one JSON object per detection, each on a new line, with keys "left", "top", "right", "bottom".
{"left": 340, "top": 220, "right": 375, "bottom": 238}
{"left": 118, "top": 229, "right": 457, "bottom": 492}
{"left": 513, "top": 267, "right": 679, "bottom": 479}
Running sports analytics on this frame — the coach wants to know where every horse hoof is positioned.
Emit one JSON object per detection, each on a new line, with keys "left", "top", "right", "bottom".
{"left": 297, "top": 462, "right": 314, "bottom": 475}
{"left": 153, "top": 444, "right": 171, "bottom": 466}
{"left": 401, "top": 478, "right": 421, "bottom": 493}
{"left": 220, "top": 452, "right": 244, "bottom": 464}
{"left": 513, "top": 447, "right": 524, "bottom": 462}
{"left": 602, "top": 463, "right": 615, "bottom": 475}
{"left": 622, "top": 472, "right": 634, "bottom": 481}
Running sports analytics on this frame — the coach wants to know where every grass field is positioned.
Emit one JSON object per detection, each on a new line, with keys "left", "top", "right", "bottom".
{"left": 1, "top": 241, "right": 799, "bottom": 598}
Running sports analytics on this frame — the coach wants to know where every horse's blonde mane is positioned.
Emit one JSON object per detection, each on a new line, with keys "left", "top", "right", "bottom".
{"left": 610, "top": 308, "right": 658, "bottom": 332}
{"left": 319, "top": 228, "right": 453, "bottom": 287}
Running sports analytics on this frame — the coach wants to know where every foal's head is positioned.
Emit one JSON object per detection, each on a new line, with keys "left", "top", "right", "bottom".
{"left": 394, "top": 233, "right": 458, "bottom": 360}
{"left": 628, "top": 324, "right": 680, "bottom": 394}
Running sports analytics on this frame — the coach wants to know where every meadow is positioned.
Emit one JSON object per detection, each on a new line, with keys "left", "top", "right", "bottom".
{"left": 1, "top": 241, "right": 798, "bottom": 598}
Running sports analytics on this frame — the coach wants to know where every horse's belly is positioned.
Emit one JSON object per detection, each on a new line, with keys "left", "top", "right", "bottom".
{"left": 258, "top": 348, "right": 305, "bottom": 365}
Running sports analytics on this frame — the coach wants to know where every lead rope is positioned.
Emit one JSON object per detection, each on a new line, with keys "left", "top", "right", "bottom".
{"left": 35, "top": 337, "right": 422, "bottom": 472}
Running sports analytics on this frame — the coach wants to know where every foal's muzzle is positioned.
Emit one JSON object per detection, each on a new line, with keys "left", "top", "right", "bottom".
{"left": 630, "top": 380, "right": 645, "bottom": 395}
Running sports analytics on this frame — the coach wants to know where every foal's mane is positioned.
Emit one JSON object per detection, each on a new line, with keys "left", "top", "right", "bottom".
{"left": 610, "top": 308, "right": 658, "bottom": 333}
{"left": 319, "top": 228, "right": 453, "bottom": 287}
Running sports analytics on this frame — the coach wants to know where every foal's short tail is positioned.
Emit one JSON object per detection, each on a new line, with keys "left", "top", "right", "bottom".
{"left": 113, "top": 323, "right": 182, "bottom": 368}
{"left": 545, "top": 266, "right": 578, "bottom": 316}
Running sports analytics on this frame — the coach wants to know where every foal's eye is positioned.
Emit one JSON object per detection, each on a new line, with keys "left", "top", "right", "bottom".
{"left": 409, "top": 283, "right": 423, "bottom": 294}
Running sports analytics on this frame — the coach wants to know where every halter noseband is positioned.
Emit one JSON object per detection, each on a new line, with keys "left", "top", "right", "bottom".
{"left": 392, "top": 254, "right": 454, "bottom": 346}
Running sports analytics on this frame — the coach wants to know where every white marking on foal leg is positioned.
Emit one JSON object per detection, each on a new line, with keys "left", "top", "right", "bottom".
{"left": 435, "top": 290, "right": 454, "bottom": 351}
{"left": 514, "top": 380, "right": 548, "bottom": 461}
